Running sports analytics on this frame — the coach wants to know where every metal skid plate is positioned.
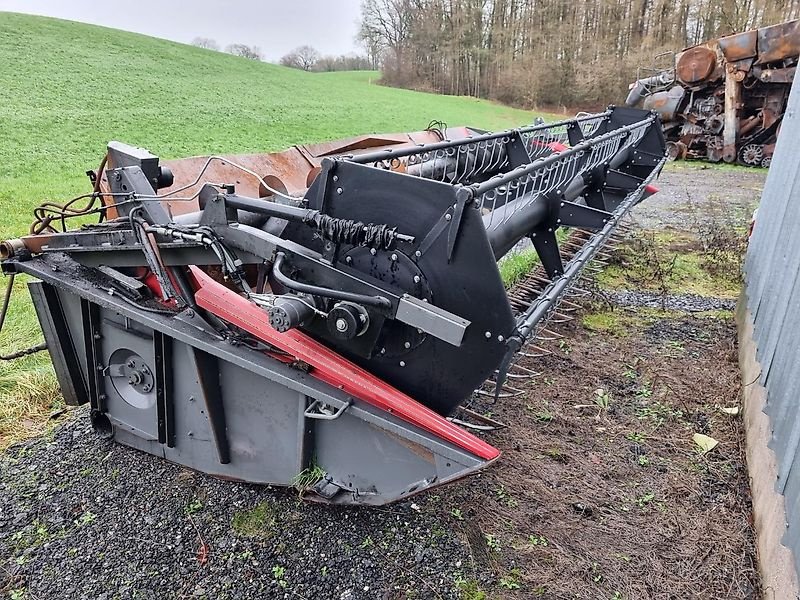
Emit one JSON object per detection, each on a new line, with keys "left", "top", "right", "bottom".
{"left": 20, "top": 253, "right": 494, "bottom": 505}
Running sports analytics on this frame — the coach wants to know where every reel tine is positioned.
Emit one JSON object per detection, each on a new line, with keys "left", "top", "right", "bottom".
{"left": 548, "top": 312, "right": 574, "bottom": 323}
{"left": 508, "top": 361, "right": 541, "bottom": 376}
{"left": 475, "top": 387, "right": 524, "bottom": 399}
{"left": 458, "top": 406, "right": 508, "bottom": 429}
{"left": 518, "top": 344, "right": 552, "bottom": 358}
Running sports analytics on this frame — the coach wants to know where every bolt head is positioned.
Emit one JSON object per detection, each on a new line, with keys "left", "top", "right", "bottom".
{"left": 336, "top": 187, "right": 343, "bottom": 195}
{"left": 404, "top": 341, "right": 411, "bottom": 349}
{"left": 335, "top": 318, "right": 348, "bottom": 332}
{"left": 445, "top": 214, "right": 452, "bottom": 221}
{"left": 391, "top": 253, "right": 398, "bottom": 261}
{"left": 413, "top": 275, "right": 421, "bottom": 284}
{"left": 485, "top": 331, "right": 492, "bottom": 338}
{"left": 370, "top": 248, "right": 377, "bottom": 256}
{"left": 399, "top": 361, "right": 406, "bottom": 367}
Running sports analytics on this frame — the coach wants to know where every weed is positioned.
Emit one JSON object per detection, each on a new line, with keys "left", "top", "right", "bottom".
{"left": 591, "top": 562, "right": 604, "bottom": 583}
{"left": 292, "top": 464, "right": 325, "bottom": 491}
{"left": 231, "top": 501, "right": 280, "bottom": 538}
{"left": 455, "top": 578, "right": 486, "bottom": 600}
{"left": 74, "top": 510, "right": 97, "bottom": 527}
{"left": 10, "top": 589, "right": 25, "bottom": 600}
{"left": 626, "top": 432, "right": 645, "bottom": 442}
{"left": 528, "top": 534, "right": 548, "bottom": 546}
{"left": 184, "top": 498, "right": 203, "bottom": 515}
{"left": 359, "top": 535, "right": 374, "bottom": 548}
{"left": 499, "top": 568, "right": 522, "bottom": 590}
{"left": 527, "top": 402, "right": 554, "bottom": 423}
{"left": 637, "top": 401, "right": 684, "bottom": 425}
{"left": 272, "top": 565, "right": 287, "bottom": 588}
{"left": 636, "top": 492, "right": 655, "bottom": 508}
{"left": 450, "top": 507, "right": 464, "bottom": 521}
{"left": 485, "top": 534, "right": 501, "bottom": 552}
{"left": 635, "top": 382, "right": 653, "bottom": 398}
{"left": 495, "top": 485, "right": 518, "bottom": 508}
{"left": 637, "top": 455, "right": 650, "bottom": 467}
{"left": 594, "top": 388, "right": 612, "bottom": 410}
{"left": 559, "top": 339, "right": 571, "bottom": 355}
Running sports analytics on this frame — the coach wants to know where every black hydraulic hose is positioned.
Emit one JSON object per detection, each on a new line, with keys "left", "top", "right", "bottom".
{"left": 0, "top": 274, "right": 47, "bottom": 360}
{"left": 272, "top": 252, "right": 391, "bottom": 309}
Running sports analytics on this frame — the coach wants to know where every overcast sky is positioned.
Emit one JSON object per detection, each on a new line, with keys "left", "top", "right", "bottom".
{"left": 0, "top": 0, "right": 363, "bottom": 60}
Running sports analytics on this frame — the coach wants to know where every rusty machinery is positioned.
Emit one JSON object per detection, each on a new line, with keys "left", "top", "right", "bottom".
{"left": 0, "top": 108, "right": 665, "bottom": 505}
{"left": 626, "top": 19, "right": 799, "bottom": 166}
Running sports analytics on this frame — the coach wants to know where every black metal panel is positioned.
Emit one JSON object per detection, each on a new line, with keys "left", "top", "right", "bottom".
{"left": 80, "top": 298, "right": 105, "bottom": 412}
{"left": 295, "top": 161, "right": 515, "bottom": 415}
{"left": 153, "top": 331, "right": 175, "bottom": 447}
{"left": 28, "top": 282, "right": 90, "bottom": 406}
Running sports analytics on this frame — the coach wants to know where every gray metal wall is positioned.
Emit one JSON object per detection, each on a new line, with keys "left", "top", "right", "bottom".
{"left": 745, "top": 72, "right": 800, "bottom": 576}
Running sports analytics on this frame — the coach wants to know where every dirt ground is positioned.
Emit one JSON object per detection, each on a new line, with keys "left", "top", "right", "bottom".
{"left": 0, "top": 163, "right": 764, "bottom": 599}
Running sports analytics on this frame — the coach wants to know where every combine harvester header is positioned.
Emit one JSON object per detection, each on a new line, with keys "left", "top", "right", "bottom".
{"left": 1, "top": 107, "right": 666, "bottom": 505}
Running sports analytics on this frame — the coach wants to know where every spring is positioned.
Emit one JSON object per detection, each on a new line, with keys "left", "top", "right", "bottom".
{"left": 312, "top": 214, "right": 399, "bottom": 250}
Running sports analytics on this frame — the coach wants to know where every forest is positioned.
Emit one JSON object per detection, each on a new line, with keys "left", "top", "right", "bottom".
{"left": 358, "top": 0, "right": 800, "bottom": 109}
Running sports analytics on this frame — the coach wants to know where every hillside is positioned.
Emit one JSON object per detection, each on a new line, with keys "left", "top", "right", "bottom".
{"left": 0, "top": 12, "right": 550, "bottom": 238}
{"left": 0, "top": 12, "right": 553, "bottom": 445}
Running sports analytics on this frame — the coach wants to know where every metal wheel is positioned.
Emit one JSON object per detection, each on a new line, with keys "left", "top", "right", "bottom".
{"left": 740, "top": 144, "right": 764, "bottom": 166}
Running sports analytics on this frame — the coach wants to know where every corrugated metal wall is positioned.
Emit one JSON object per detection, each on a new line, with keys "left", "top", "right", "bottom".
{"left": 745, "top": 72, "right": 800, "bottom": 575}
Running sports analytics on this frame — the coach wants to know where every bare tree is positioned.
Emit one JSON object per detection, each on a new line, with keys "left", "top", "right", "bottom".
{"left": 191, "top": 37, "right": 219, "bottom": 51}
{"left": 280, "top": 45, "right": 321, "bottom": 71}
{"left": 357, "top": 0, "right": 800, "bottom": 108}
{"left": 225, "top": 43, "right": 263, "bottom": 61}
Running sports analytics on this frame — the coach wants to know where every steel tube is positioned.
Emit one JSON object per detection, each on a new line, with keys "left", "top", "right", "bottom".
{"left": 483, "top": 193, "right": 548, "bottom": 259}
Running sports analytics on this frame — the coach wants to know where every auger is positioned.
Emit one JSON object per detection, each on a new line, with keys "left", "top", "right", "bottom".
{"left": 0, "top": 107, "right": 665, "bottom": 505}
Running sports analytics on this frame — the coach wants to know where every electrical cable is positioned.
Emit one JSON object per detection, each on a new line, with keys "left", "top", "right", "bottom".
{"left": 0, "top": 274, "right": 48, "bottom": 360}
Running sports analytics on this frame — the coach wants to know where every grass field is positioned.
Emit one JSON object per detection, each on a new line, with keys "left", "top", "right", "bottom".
{"left": 0, "top": 12, "right": 559, "bottom": 447}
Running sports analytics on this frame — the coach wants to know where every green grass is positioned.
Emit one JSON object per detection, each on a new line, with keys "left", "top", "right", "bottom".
{"left": 499, "top": 249, "right": 541, "bottom": 288}
{"left": 0, "top": 13, "right": 560, "bottom": 447}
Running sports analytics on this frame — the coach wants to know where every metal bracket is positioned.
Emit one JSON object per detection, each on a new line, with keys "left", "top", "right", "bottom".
{"left": 304, "top": 398, "right": 352, "bottom": 420}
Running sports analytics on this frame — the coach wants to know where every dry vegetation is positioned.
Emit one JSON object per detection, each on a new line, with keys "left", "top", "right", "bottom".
{"left": 442, "top": 306, "right": 757, "bottom": 599}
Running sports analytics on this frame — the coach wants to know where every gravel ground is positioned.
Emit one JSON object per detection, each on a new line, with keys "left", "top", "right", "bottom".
{"left": 633, "top": 163, "right": 764, "bottom": 230}
{"left": 604, "top": 290, "right": 736, "bottom": 312}
{"left": 0, "top": 412, "right": 470, "bottom": 600}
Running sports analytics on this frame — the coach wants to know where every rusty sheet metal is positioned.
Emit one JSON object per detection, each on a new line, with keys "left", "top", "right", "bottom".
{"left": 99, "top": 128, "right": 473, "bottom": 217}
{"left": 756, "top": 20, "right": 800, "bottom": 66}
{"left": 719, "top": 29, "right": 758, "bottom": 62}
{"left": 676, "top": 46, "right": 717, "bottom": 84}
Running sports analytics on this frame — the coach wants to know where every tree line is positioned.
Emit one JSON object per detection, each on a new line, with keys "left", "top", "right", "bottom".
{"left": 190, "top": 38, "right": 373, "bottom": 72}
{"left": 357, "top": 0, "right": 800, "bottom": 109}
